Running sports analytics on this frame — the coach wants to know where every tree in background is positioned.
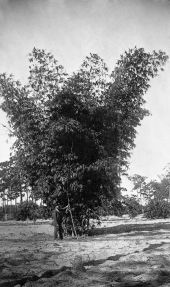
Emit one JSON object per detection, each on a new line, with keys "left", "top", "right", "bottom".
{"left": 0, "top": 47, "right": 168, "bottom": 232}
{"left": 0, "top": 161, "right": 11, "bottom": 216}
{"left": 129, "top": 174, "right": 152, "bottom": 203}
{"left": 0, "top": 159, "right": 27, "bottom": 218}
{"left": 152, "top": 165, "right": 170, "bottom": 201}
{"left": 130, "top": 168, "right": 170, "bottom": 204}
{"left": 130, "top": 166, "right": 170, "bottom": 219}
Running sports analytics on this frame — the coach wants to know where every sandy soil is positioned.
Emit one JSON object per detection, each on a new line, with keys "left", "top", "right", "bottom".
{"left": 0, "top": 216, "right": 170, "bottom": 286}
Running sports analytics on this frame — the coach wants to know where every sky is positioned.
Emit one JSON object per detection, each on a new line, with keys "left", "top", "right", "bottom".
{"left": 0, "top": 0, "right": 170, "bottom": 184}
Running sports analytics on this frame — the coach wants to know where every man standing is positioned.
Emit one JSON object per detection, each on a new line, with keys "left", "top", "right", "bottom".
{"left": 53, "top": 205, "right": 64, "bottom": 240}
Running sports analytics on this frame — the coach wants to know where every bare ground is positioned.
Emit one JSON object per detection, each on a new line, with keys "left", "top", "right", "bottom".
{"left": 0, "top": 216, "right": 170, "bottom": 287}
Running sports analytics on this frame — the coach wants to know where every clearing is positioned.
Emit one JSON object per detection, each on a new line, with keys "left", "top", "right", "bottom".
{"left": 0, "top": 216, "right": 170, "bottom": 287}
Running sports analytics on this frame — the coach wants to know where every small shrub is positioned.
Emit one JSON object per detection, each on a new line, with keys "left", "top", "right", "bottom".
{"left": 16, "top": 201, "right": 39, "bottom": 221}
{"left": 144, "top": 199, "right": 170, "bottom": 219}
{"left": 122, "top": 196, "right": 143, "bottom": 218}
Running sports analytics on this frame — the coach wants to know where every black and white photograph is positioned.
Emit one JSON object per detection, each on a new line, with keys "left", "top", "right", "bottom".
{"left": 0, "top": 0, "right": 170, "bottom": 286}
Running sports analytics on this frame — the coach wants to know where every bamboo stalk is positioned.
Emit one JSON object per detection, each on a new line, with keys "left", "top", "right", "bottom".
{"left": 66, "top": 189, "right": 78, "bottom": 239}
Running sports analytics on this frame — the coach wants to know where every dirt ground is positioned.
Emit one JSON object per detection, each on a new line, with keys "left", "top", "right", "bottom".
{"left": 0, "top": 216, "right": 170, "bottom": 287}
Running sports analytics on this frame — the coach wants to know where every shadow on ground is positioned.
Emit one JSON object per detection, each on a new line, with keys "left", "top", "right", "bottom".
{"left": 88, "top": 221, "right": 170, "bottom": 236}
{"left": 2, "top": 259, "right": 170, "bottom": 287}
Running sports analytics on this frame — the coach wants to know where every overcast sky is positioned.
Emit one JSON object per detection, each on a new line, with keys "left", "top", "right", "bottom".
{"left": 0, "top": 0, "right": 170, "bottom": 181}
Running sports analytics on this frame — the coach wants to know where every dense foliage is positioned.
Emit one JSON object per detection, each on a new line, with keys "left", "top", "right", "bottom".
{"left": 0, "top": 47, "right": 168, "bottom": 231}
{"left": 98, "top": 198, "right": 125, "bottom": 217}
{"left": 122, "top": 195, "right": 143, "bottom": 218}
{"left": 144, "top": 199, "right": 170, "bottom": 219}
{"left": 130, "top": 169, "right": 170, "bottom": 219}
{"left": 15, "top": 201, "right": 38, "bottom": 221}
{"left": 130, "top": 169, "right": 170, "bottom": 202}
{"left": 16, "top": 201, "right": 49, "bottom": 221}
